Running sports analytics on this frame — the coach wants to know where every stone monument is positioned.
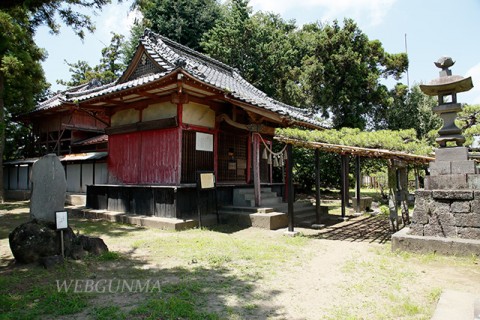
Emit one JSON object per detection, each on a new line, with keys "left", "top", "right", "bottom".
{"left": 30, "top": 153, "right": 67, "bottom": 222}
{"left": 9, "top": 154, "right": 108, "bottom": 265}
{"left": 393, "top": 57, "right": 480, "bottom": 255}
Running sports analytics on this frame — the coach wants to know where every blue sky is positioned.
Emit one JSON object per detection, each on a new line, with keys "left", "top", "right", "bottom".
{"left": 35, "top": 0, "right": 480, "bottom": 104}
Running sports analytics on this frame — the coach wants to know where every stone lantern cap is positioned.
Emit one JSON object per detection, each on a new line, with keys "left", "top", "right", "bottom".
{"left": 420, "top": 57, "right": 473, "bottom": 96}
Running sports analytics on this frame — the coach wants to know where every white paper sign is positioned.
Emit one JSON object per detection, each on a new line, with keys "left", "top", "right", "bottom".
{"left": 55, "top": 211, "right": 68, "bottom": 230}
{"left": 196, "top": 132, "right": 213, "bottom": 152}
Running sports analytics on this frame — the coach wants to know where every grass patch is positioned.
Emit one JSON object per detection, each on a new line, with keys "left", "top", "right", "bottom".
{"left": 91, "top": 305, "right": 126, "bottom": 320}
{"left": 0, "top": 285, "right": 89, "bottom": 319}
{"left": 1, "top": 201, "right": 479, "bottom": 320}
{"left": 130, "top": 296, "right": 219, "bottom": 320}
{"left": 96, "top": 251, "right": 123, "bottom": 261}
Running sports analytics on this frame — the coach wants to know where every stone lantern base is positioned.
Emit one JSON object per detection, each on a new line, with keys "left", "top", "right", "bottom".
{"left": 392, "top": 147, "right": 480, "bottom": 256}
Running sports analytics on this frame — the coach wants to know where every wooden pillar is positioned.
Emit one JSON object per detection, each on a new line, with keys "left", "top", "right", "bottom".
{"left": 287, "top": 143, "right": 294, "bottom": 232}
{"left": 414, "top": 166, "right": 419, "bottom": 189}
{"left": 387, "top": 160, "right": 399, "bottom": 231}
{"left": 340, "top": 154, "right": 349, "bottom": 219}
{"left": 315, "top": 149, "right": 321, "bottom": 223}
{"left": 397, "top": 161, "right": 410, "bottom": 226}
{"left": 252, "top": 133, "right": 261, "bottom": 207}
{"left": 355, "top": 155, "right": 361, "bottom": 213}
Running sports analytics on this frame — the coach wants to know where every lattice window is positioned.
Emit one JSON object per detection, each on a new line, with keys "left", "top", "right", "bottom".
{"left": 181, "top": 130, "right": 214, "bottom": 183}
{"left": 217, "top": 132, "right": 248, "bottom": 182}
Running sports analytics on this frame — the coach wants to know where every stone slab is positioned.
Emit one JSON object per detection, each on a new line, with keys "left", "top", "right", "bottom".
{"left": 451, "top": 201, "right": 471, "bottom": 213}
{"left": 392, "top": 227, "right": 480, "bottom": 256}
{"left": 432, "top": 190, "right": 473, "bottom": 200}
{"left": 434, "top": 147, "right": 468, "bottom": 162}
{"left": 352, "top": 197, "right": 373, "bottom": 212}
{"left": 283, "top": 230, "right": 300, "bottom": 237}
{"left": 425, "top": 175, "right": 468, "bottom": 190}
{"left": 69, "top": 207, "right": 200, "bottom": 231}
{"left": 455, "top": 213, "right": 480, "bottom": 228}
{"left": 251, "top": 212, "right": 288, "bottom": 230}
{"left": 431, "top": 290, "right": 477, "bottom": 320}
{"left": 468, "top": 175, "right": 480, "bottom": 189}
{"left": 429, "top": 161, "right": 451, "bottom": 175}
{"left": 30, "top": 154, "right": 67, "bottom": 223}
{"left": 451, "top": 160, "right": 477, "bottom": 175}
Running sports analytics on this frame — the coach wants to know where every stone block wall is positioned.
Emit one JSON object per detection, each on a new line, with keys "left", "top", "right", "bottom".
{"left": 409, "top": 190, "right": 480, "bottom": 239}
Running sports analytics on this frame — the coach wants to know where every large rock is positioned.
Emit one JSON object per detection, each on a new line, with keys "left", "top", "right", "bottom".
{"left": 9, "top": 220, "right": 72, "bottom": 263}
{"left": 30, "top": 154, "right": 67, "bottom": 223}
{"left": 9, "top": 220, "right": 108, "bottom": 264}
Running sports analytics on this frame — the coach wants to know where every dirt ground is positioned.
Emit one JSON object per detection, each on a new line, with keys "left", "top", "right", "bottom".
{"left": 1, "top": 203, "right": 480, "bottom": 319}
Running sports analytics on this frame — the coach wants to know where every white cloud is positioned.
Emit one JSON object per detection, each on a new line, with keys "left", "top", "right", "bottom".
{"left": 250, "top": 0, "right": 396, "bottom": 26}
{"left": 98, "top": 3, "right": 142, "bottom": 40}
{"left": 465, "top": 62, "right": 480, "bottom": 105}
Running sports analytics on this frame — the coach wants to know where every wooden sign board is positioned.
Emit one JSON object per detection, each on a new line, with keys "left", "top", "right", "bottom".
{"left": 55, "top": 211, "right": 68, "bottom": 230}
{"left": 198, "top": 172, "right": 215, "bottom": 190}
{"left": 196, "top": 132, "right": 213, "bottom": 152}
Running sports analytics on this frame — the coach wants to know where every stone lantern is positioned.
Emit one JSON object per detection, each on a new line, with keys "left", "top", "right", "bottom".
{"left": 420, "top": 57, "right": 473, "bottom": 147}
{"left": 392, "top": 57, "right": 480, "bottom": 255}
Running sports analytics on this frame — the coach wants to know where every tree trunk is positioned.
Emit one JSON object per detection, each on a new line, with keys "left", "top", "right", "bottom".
{"left": 0, "top": 73, "right": 5, "bottom": 203}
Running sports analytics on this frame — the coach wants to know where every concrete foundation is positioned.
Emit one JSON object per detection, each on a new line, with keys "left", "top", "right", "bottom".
{"left": 392, "top": 227, "right": 480, "bottom": 256}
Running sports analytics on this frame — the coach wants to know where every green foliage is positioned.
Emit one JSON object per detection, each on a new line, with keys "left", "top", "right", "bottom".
{"left": 136, "top": 0, "right": 221, "bottom": 51}
{"left": 0, "top": 0, "right": 111, "bottom": 39}
{"left": 457, "top": 104, "right": 480, "bottom": 146}
{"left": 58, "top": 32, "right": 125, "bottom": 86}
{"left": 375, "top": 84, "right": 441, "bottom": 139}
{"left": 201, "top": 0, "right": 300, "bottom": 100}
{"left": 122, "top": 20, "right": 146, "bottom": 64}
{"left": 277, "top": 127, "right": 433, "bottom": 156}
{"left": 304, "top": 19, "right": 408, "bottom": 129}
{"left": 276, "top": 127, "right": 432, "bottom": 192}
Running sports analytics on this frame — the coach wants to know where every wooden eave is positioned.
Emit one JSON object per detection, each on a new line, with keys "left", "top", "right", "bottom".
{"left": 70, "top": 73, "right": 179, "bottom": 109}
{"left": 179, "top": 70, "right": 298, "bottom": 128}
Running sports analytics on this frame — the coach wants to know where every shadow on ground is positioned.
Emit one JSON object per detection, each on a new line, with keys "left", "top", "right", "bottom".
{"left": 0, "top": 246, "right": 286, "bottom": 319}
{"left": 307, "top": 215, "right": 395, "bottom": 244}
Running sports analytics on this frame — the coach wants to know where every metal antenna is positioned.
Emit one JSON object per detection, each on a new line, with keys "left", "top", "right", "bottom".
{"left": 405, "top": 33, "right": 410, "bottom": 88}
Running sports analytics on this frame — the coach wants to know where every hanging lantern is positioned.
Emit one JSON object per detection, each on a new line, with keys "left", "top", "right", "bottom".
{"left": 262, "top": 148, "right": 268, "bottom": 160}
{"left": 267, "top": 154, "right": 272, "bottom": 165}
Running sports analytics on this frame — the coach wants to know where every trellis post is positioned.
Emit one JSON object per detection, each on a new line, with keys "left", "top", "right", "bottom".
{"left": 354, "top": 155, "right": 362, "bottom": 214}
{"left": 287, "top": 143, "right": 294, "bottom": 232}
{"left": 315, "top": 148, "right": 321, "bottom": 223}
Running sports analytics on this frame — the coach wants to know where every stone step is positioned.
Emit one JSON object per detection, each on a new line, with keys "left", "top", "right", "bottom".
{"left": 219, "top": 206, "right": 274, "bottom": 214}
{"left": 232, "top": 187, "right": 272, "bottom": 196}
{"left": 431, "top": 290, "right": 479, "bottom": 320}
{"left": 242, "top": 191, "right": 279, "bottom": 201}
{"left": 68, "top": 207, "right": 212, "bottom": 231}
{"left": 218, "top": 209, "right": 288, "bottom": 230}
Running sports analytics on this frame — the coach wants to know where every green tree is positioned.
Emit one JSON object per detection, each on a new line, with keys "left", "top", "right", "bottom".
{"left": 0, "top": 9, "right": 48, "bottom": 201}
{"left": 304, "top": 18, "right": 408, "bottom": 129}
{"left": 201, "top": 0, "right": 300, "bottom": 100}
{"left": 454, "top": 104, "right": 480, "bottom": 147}
{"left": 122, "top": 21, "right": 145, "bottom": 64}
{"left": 375, "top": 84, "right": 441, "bottom": 139}
{"left": 135, "top": 0, "right": 221, "bottom": 51}
{"left": 0, "top": 0, "right": 109, "bottom": 39}
{"left": 0, "top": 0, "right": 113, "bottom": 201}
{"left": 58, "top": 33, "right": 125, "bottom": 86}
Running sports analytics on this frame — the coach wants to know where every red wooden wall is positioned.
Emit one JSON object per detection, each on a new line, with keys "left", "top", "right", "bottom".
{"left": 108, "top": 128, "right": 180, "bottom": 184}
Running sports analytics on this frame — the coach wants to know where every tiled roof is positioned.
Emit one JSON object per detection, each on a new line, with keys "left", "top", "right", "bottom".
{"left": 71, "top": 134, "right": 108, "bottom": 146}
{"left": 35, "top": 29, "right": 324, "bottom": 129}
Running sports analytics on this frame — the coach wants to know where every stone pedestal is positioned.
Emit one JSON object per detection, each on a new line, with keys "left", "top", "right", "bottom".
{"left": 409, "top": 147, "right": 480, "bottom": 240}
